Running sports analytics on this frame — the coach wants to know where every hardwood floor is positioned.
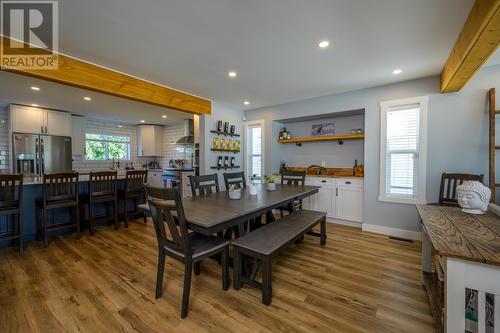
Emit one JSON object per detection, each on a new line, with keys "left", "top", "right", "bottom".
{"left": 0, "top": 221, "right": 435, "bottom": 333}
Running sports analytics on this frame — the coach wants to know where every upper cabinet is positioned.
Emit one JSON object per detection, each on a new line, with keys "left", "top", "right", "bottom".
{"left": 71, "top": 116, "right": 86, "bottom": 156}
{"left": 9, "top": 104, "right": 72, "bottom": 137}
{"left": 137, "top": 125, "right": 164, "bottom": 157}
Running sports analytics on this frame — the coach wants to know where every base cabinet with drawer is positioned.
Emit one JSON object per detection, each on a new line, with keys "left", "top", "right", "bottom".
{"left": 302, "top": 177, "right": 363, "bottom": 223}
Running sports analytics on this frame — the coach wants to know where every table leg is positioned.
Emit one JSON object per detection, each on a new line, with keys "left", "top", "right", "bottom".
{"left": 445, "top": 258, "right": 466, "bottom": 333}
{"left": 421, "top": 225, "right": 432, "bottom": 285}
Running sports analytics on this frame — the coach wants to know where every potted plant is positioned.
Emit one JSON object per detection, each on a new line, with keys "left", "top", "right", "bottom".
{"left": 228, "top": 184, "right": 242, "bottom": 200}
{"left": 264, "top": 174, "right": 277, "bottom": 191}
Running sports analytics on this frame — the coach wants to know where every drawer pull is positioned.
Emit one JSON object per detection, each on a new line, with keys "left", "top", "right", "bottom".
{"left": 345, "top": 181, "right": 351, "bottom": 185}
{"left": 321, "top": 180, "right": 327, "bottom": 183}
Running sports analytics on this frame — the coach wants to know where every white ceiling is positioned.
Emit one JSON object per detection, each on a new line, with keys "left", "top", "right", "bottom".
{"left": 52, "top": 0, "right": 473, "bottom": 110}
{"left": 485, "top": 47, "right": 500, "bottom": 67}
{"left": 0, "top": 70, "right": 192, "bottom": 124}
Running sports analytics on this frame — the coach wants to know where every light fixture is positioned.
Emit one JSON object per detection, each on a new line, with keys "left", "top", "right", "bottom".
{"left": 83, "top": 96, "right": 92, "bottom": 101}
{"left": 30, "top": 86, "right": 40, "bottom": 91}
{"left": 117, "top": 125, "right": 123, "bottom": 128}
{"left": 140, "top": 120, "right": 145, "bottom": 123}
{"left": 244, "top": 101, "right": 250, "bottom": 105}
{"left": 392, "top": 69, "right": 402, "bottom": 75}
{"left": 227, "top": 71, "right": 237, "bottom": 78}
{"left": 31, "top": 104, "right": 39, "bottom": 107}
{"left": 162, "top": 115, "right": 167, "bottom": 118}
{"left": 318, "top": 40, "right": 330, "bottom": 48}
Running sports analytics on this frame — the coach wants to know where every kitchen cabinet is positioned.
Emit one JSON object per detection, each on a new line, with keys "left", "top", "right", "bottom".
{"left": 147, "top": 170, "right": 164, "bottom": 187}
{"left": 9, "top": 104, "right": 72, "bottom": 136}
{"left": 137, "top": 125, "right": 164, "bottom": 157}
{"left": 71, "top": 116, "right": 86, "bottom": 156}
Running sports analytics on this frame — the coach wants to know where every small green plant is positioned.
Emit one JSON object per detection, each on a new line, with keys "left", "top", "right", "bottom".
{"left": 264, "top": 174, "right": 277, "bottom": 184}
{"left": 228, "top": 184, "right": 241, "bottom": 191}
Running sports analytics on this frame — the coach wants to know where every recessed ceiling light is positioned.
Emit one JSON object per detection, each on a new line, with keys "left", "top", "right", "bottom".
{"left": 83, "top": 96, "right": 92, "bottom": 101}
{"left": 392, "top": 69, "right": 402, "bottom": 75}
{"left": 162, "top": 115, "right": 167, "bottom": 118}
{"left": 31, "top": 104, "right": 39, "bottom": 107}
{"left": 244, "top": 101, "right": 250, "bottom": 105}
{"left": 318, "top": 40, "right": 330, "bottom": 48}
{"left": 30, "top": 86, "right": 40, "bottom": 91}
{"left": 117, "top": 125, "right": 123, "bottom": 128}
{"left": 140, "top": 120, "right": 145, "bottom": 123}
{"left": 227, "top": 71, "right": 237, "bottom": 78}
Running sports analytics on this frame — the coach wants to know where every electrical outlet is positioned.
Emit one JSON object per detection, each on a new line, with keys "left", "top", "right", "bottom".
{"left": 321, "top": 161, "right": 326, "bottom": 167}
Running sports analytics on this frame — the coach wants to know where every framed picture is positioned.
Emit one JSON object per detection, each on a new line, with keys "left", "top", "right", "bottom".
{"left": 311, "top": 123, "right": 335, "bottom": 136}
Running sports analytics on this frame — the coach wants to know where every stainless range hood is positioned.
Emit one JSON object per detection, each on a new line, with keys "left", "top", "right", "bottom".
{"left": 175, "top": 119, "right": 194, "bottom": 144}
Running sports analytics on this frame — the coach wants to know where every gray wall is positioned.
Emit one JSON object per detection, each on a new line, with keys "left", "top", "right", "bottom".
{"left": 275, "top": 115, "right": 364, "bottom": 168}
{"left": 245, "top": 65, "right": 500, "bottom": 232}
{"left": 200, "top": 101, "right": 244, "bottom": 190}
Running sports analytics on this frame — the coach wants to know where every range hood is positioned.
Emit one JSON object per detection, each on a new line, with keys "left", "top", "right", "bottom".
{"left": 175, "top": 119, "right": 194, "bottom": 144}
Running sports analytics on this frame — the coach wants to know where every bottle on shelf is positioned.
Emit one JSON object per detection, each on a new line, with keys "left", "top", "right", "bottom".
{"left": 217, "top": 156, "right": 223, "bottom": 168}
{"left": 279, "top": 128, "right": 284, "bottom": 140}
{"left": 283, "top": 127, "right": 288, "bottom": 140}
{"left": 224, "top": 156, "right": 229, "bottom": 167}
{"left": 216, "top": 120, "right": 223, "bottom": 132}
{"left": 230, "top": 156, "right": 235, "bottom": 167}
{"left": 223, "top": 122, "right": 229, "bottom": 133}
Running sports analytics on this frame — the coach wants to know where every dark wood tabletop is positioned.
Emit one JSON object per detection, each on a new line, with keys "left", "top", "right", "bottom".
{"left": 417, "top": 204, "right": 500, "bottom": 266}
{"left": 182, "top": 184, "right": 320, "bottom": 235}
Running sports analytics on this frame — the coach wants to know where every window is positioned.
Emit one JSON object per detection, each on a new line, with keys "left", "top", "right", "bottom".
{"left": 244, "top": 120, "right": 265, "bottom": 181}
{"left": 379, "top": 96, "right": 428, "bottom": 204}
{"left": 85, "top": 133, "right": 130, "bottom": 160}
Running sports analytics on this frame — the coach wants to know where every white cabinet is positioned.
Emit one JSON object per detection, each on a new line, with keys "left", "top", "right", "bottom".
{"left": 137, "top": 125, "right": 164, "bottom": 157}
{"left": 335, "top": 179, "right": 363, "bottom": 222}
{"left": 316, "top": 187, "right": 334, "bottom": 217}
{"left": 9, "top": 104, "right": 72, "bottom": 136}
{"left": 147, "top": 170, "right": 164, "bottom": 187}
{"left": 71, "top": 116, "right": 85, "bottom": 156}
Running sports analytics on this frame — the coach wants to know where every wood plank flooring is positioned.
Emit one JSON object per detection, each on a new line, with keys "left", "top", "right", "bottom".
{"left": 0, "top": 221, "right": 435, "bottom": 333}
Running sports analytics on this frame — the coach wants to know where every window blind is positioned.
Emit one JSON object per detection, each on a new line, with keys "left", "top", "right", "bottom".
{"left": 249, "top": 126, "right": 262, "bottom": 178}
{"left": 385, "top": 104, "right": 420, "bottom": 198}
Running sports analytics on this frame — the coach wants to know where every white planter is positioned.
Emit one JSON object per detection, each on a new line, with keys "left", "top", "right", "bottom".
{"left": 266, "top": 182, "right": 276, "bottom": 191}
{"left": 229, "top": 189, "right": 242, "bottom": 200}
{"left": 248, "top": 184, "right": 258, "bottom": 195}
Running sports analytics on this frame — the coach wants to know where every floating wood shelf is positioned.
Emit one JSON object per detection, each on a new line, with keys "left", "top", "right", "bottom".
{"left": 211, "top": 148, "right": 240, "bottom": 153}
{"left": 277, "top": 134, "right": 365, "bottom": 144}
{"left": 210, "top": 130, "right": 240, "bottom": 137}
{"left": 210, "top": 166, "right": 240, "bottom": 170}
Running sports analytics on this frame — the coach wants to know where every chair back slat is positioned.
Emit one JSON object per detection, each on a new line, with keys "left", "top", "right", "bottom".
{"left": 125, "top": 170, "right": 148, "bottom": 193}
{"left": 188, "top": 174, "right": 220, "bottom": 197}
{"left": 281, "top": 170, "right": 306, "bottom": 186}
{"left": 90, "top": 171, "right": 117, "bottom": 197}
{"left": 145, "top": 185, "right": 190, "bottom": 255}
{"left": 43, "top": 172, "right": 79, "bottom": 203}
{"left": 439, "top": 173, "right": 484, "bottom": 206}
{"left": 0, "top": 174, "right": 23, "bottom": 208}
{"left": 223, "top": 171, "right": 246, "bottom": 190}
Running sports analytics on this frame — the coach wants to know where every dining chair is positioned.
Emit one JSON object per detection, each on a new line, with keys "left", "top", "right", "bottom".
{"left": 36, "top": 172, "right": 80, "bottom": 247}
{"left": 223, "top": 171, "right": 246, "bottom": 190}
{"left": 145, "top": 185, "right": 229, "bottom": 318}
{"left": 119, "top": 170, "right": 148, "bottom": 227}
{"left": 279, "top": 170, "right": 306, "bottom": 217}
{"left": 188, "top": 174, "right": 220, "bottom": 196}
{"left": 83, "top": 171, "right": 118, "bottom": 234}
{"left": 439, "top": 172, "right": 484, "bottom": 206}
{"left": 0, "top": 174, "right": 23, "bottom": 253}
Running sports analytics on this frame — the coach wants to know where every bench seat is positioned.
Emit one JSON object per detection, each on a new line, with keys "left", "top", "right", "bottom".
{"left": 232, "top": 209, "right": 326, "bottom": 305}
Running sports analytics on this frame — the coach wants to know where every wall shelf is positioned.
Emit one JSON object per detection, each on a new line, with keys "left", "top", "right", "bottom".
{"left": 211, "top": 148, "right": 240, "bottom": 153}
{"left": 210, "top": 166, "right": 240, "bottom": 170}
{"left": 277, "top": 134, "right": 365, "bottom": 144}
{"left": 210, "top": 130, "right": 240, "bottom": 137}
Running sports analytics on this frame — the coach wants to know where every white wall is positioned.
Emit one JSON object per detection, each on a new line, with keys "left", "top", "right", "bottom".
{"left": 245, "top": 65, "right": 500, "bottom": 233}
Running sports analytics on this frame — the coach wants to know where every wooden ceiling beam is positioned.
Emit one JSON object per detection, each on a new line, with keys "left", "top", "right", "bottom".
{"left": 440, "top": 0, "right": 500, "bottom": 93}
{"left": 0, "top": 36, "right": 211, "bottom": 115}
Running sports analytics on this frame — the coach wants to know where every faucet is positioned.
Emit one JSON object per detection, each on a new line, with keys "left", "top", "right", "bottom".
{"left": 307, "top": 165, "right": 327, "bottom": 175}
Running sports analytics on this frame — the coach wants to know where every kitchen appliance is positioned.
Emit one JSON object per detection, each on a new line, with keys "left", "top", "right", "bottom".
{"left": 12, "top": 133, "right": 72, "bottom": 176}
{"left": 175, "top": 119, "right": 194, "bottom": 145}
{"left": 163, "top": 169, "right": 194, "bottom": 197}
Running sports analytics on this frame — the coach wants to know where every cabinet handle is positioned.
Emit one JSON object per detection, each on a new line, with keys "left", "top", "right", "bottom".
{"left": 321, "top": 180, "right": 327, "bottom": 183}
{"left": 45, "top": 126, "right": 47, "bottom": 133}
{"left": 336, "top": 188, "right": 338, "bottom": 196}
{"left": 41, "top": 126, "right": 43, "bottom": 133}
{"left": 345, "top": 181, "right": 351, "bottom": 185}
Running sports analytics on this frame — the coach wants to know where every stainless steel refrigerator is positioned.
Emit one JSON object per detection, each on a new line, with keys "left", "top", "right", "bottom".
{"left": 12, "top": 133, "right": 72, "bottom": 176}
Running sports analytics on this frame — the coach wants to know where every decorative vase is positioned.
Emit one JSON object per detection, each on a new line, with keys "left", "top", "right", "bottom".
{"left": 249, "top": 184, "right": 258, "bottom": 195}
{"left": 229, "top": 188, "right": 241, "bottom": 200}
{"left": 266, "top": 182, "right": 276, "bottom": 191}
{"left": 457, "top": 181, "right": 491, "bottom": 214}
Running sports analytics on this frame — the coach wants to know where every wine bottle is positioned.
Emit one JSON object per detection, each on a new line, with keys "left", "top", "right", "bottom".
{"left": 224, "top": 156, "right": 229, "bottom": 167}
{"left": 217, "top": 156, "right": 223, "bottom": 167}
{"left": 230, "top": 156, "right": 235, "bottom": 167}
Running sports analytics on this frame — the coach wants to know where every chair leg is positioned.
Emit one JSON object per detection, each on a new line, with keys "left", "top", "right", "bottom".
{"left": 114, "top": 198, "right": 119, "bottom": 230}
{"left": 18, "top": 212, "right": 23, "bottom": 254}
{"left": 233, "top": 246, "right": 242, "bottom": 290}
{"left": 194, "top": 261, "right": 201, "bottom": 276}
{"left": 155, "top": 250, "right": 166, "bottom": 299}
{"left": 320, "top": 218, "right": 326, "bottom": 245}
{"left": 142, "top": 196, "right": 147, "bottom": 223}
{"left": 75, "top": 204, "right": 81, "bottom": 240}
{"left": 221, "top": 245, "right": 229, "bottom": 291}
{"left": 262, "top": 257, "right": 272, "bottom": 305}
{"left": 89, "top": 201, "right": 94, "bottom": 235}
{"left": 181, "top": 260, "right": 193, "bottom": 319}
{"left": 43, "top": 209, "right": 48, "bottom": 247}
{"left": 123, "top": 197, "right": 129, "bottom": 228}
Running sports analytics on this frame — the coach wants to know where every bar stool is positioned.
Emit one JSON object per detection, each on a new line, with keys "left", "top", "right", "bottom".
{"left": 36, "top": 172, "right": 80, "bottom": 247}
{"left": 84, "top": 171, "right": 118, "bottom": 234}
{"left": 119, "top": 170, "right": 148, "bottom": 227}
{"left": 0, "top": 174, "right": 23, "bottom": 253}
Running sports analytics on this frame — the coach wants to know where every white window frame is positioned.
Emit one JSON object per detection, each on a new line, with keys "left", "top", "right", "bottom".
{"left": 243, "top": 119, "right": 265, "bottom": 182}
{"left": 85, "top": 132, "right": 131, "bottom": 161}
{"left": 379, "top": 96, "right": 428, "bottom": 205}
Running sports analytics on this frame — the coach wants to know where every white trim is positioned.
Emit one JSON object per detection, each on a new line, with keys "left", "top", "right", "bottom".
{"left": 326, "top": 218, "right": 362, "bottom": 228}
{"left": 243, "top": 119, "right": 265, "bottom": 181}
{"left": 362, "top": 223, "right": 422, "bottom": 241}
{"left": 379, "top": 96, "right": 428, "bottom": 205}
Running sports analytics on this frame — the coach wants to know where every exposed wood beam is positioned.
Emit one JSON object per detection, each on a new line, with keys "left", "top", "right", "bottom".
{"left": 440, "top": 0, "right": 500, "bottom": 93}
{"left": 0, "top": 36, "right": 211, "bottom": 115}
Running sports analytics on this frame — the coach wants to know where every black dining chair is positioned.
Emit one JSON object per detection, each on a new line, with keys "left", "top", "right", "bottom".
{"left": 188, "top": 174, "right": 220, "bottom": 196}
{"left": 0, "top": 174, "right": 23, "bottom": 253}
{"left": 438, "top": 172, "right": 484, "bottom": 206}
{"left": 145, "top": 185, "right": 229, "bottom": 318}
{"left": 223, "top": 171, "right": 246, "bottom": 190}
{"left": 279, "top": 170, "right": 306, "bottom": 217}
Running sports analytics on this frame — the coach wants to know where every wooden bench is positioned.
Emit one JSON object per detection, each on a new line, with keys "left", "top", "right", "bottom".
{"left": 232, "top": 209, "right": 326, "bottom": 305}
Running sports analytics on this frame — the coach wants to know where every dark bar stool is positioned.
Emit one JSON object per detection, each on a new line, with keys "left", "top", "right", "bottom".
{"left": 279, "top": 170, "right": 306, "bottom": 216}
{"left": 36, "top": 172, "right": 80, "bottom": 247}
{"left": 119, "top": 170, "right": 148, "bottom": 227}
{"left": 84, "top": 171, "right": 118, "bottom": 234}
{"left": 0, "top": 174, "right": 23, "bottom": 253}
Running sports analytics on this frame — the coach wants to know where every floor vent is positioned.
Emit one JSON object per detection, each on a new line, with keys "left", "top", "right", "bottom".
{"left": 389, "top": 236, "right": 414, "bottom": 243}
